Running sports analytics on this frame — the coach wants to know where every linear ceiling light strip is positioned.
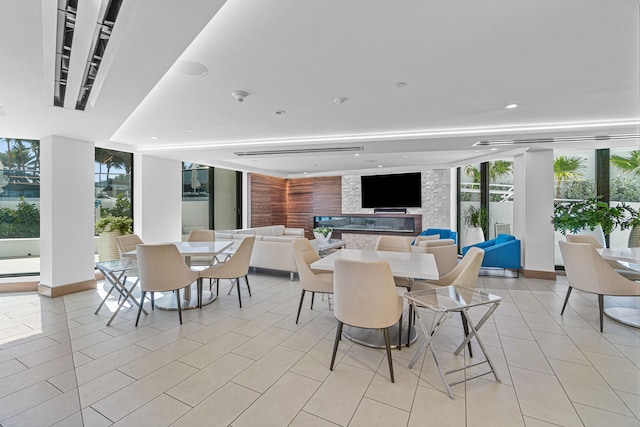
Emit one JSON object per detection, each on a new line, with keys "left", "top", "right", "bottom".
{"left": 75, "top": 0, "right": 123, "bottom": 111}
{"left": 234, "top": 146, "right": 364, "bottom": 156}
{"left": 54, "top": 0, "right": 78, "bottom": 107}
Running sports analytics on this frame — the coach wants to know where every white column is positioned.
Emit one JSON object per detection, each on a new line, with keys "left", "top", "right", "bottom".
{"left": 40, "top": 136, "right": 95, "bottom": 293}
{"left": 133, "top": 154, "right": 182, "bottom": 243}
{"left": 513, "top": 150, "right": 555, "bottom": 276}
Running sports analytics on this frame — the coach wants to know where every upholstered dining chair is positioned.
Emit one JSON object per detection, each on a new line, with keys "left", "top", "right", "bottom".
{"left": 330, "top": 258, "right": 403, "bottom": 383}
{"left": 116, "top": 234, "right": 144, "bottom": 259}
{"left": 375, "top": 235, "right": 413, "bottom": 289}
{"left": 410, "top": 247, "right": 485, "bottom": 350}
{"left": 186, "top": 229, "right": 217, "bottom": 268}
{"left": 135, "top": 243, "right": 199, "bottom": 326}
{"left": 566, "top": 234, "right": 640, "bottom": 280}
{"left": 199, "top": 236, "right": 256, "bottom": 308}
{"left": 292, "top": 238, "right": 333, "bottom": 324}
{"left": 559, "top": 241, "right": 640, "bottom": 332}
{"left": 411, "top": 238, "right": 458, "bottom": 276}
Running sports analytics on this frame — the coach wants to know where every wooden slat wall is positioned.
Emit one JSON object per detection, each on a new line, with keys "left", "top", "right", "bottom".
{"left": 248, "top": 174, "right": 342, "bottom": 238}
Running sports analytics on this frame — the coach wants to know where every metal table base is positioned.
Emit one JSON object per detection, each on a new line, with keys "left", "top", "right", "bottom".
{"left": 343, "top": 324, "right": 417, "bottom": 349}
{"left": 154, "top": 282, "right": 217, "bottom": 310}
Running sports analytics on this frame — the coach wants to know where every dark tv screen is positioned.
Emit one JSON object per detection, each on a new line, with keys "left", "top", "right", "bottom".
{"left": 361, "top": 173, "right": 422, "bottom": 208}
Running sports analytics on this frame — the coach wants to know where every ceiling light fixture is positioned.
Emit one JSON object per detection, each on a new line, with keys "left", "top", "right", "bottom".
{"left": 354, "top": 153, "right": 360, "bottom": 157}
{"left": 334, "top": 97, "right": 349, "bottom": 104}
{"left": 151, "top": 136, "right": 159, "bottom": 140}
{"left": 505, "top": 103, "right": 519, "bottom": 109}
{"left": 395, "top": 82, "right": 407, "bottom": 88}
{"left": 473, "top": 133, "right": 640, "bottom": 147}
{"left": 186, "top": 129, "right": 193, "bottom": 132}
{"left": 231, "top": 90, "right": 249, "bottom": 103}
{"left": 138, "top": 119, "right": 639, "bottom": 151}
{"left": 378, "top": 165, "right": 383, "bottom": 168}
{"left": 275, "top": 110, "right": 286, "bottom": 115}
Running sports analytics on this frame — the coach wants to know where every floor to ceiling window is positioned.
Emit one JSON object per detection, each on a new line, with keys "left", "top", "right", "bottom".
{"left": 0, "top": 138, "right": 40, "bottom": 276}
{"left": 181, "top": 163, "right": 242, "bottom": 236}
{"left": 94, "top": 148, "right": 133, "bottom": 229}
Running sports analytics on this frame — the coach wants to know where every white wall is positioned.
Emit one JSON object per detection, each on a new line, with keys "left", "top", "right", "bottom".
{"left": 134, "top": 154, "right": 182, "bottom": 243}
{"left": 40, "top": 135, "right": 95, "bottom": 288}
{"left": 513, "top": 150, "right": 555, "bottom": 273}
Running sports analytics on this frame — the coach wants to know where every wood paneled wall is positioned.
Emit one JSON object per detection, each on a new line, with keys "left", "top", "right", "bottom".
{"left": 248, "top": 174, "right": 342, "bottom": 238}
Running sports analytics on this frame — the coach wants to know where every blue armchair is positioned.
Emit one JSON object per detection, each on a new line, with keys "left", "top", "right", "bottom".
{"left": 417, "top": 228, "right": 458, "bottom": 244}
{"left": 461, "top": 234, "right": 521, "bottom": 276}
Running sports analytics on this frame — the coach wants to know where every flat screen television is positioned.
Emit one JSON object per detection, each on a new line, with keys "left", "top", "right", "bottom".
{"left": 361, "top": 172, "right": 422, "bottom": 208}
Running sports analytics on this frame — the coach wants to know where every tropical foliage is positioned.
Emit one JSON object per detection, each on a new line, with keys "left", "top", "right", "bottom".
{"left": 610, "top": 150, "right": 640, "bottom": 177}
{"left": 463, "top": 205, "right": 490, "bottom": 229}
{"left": 553, "top": 155, "right": 585, "bottom": 199}
{"left": 552, "top": 197, "right": 639, "bottom": 235}
{"left": 95, "top": 215, "right": 132, "bottom": 235}
{"left": 0, "top": 197, "right": 40, "bottom": 238}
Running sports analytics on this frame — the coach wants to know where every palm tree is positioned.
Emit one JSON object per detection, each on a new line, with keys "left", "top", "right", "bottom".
{"left": 464, "top": 165, "right": 481, "bottom": 183}
{"left": 610, "top": 150, "right": 640, "bottom": 177}
{"left": 489, "top": 160, "right": 513, "bottom": 181}
{"left": 554, "top": 155, "right": 585, "bottom": 199}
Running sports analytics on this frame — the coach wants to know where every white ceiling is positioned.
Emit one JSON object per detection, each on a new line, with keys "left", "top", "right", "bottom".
{"left": 1, "top": 0, "right": 639, "bottom": 178}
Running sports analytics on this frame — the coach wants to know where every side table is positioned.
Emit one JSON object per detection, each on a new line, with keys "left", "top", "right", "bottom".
{"left": 95, "top": 258, "right": 147, "bottom": 326}
{"left": 404, "top": 285, "right": 501, "bottom": 398}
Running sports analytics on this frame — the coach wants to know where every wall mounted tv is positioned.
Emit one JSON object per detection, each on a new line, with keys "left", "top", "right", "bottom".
{"left": 361, "top": 172, "right": 422, "bottom": 209}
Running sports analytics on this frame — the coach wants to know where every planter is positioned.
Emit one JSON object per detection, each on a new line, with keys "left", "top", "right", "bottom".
{"left": 628, "top": 225, "right": 640, "bottom": 248}
{"left": 464, "top": 227, "right": 485, "bottom": 247}
{"left": 314, "top": 231, "right": 332, "bottom": 244}
{"left": 98, "top": 230, "right": 122, "bottom": 262}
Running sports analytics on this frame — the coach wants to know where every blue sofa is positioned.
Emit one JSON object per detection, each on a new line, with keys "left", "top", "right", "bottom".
{"left": 416, "top": 228, "right": 458, "bottom": 244}
{"left": 461, "top": 234, "right": 521, "bottom": 276}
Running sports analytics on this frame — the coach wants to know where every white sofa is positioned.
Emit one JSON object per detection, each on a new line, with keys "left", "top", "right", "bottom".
{"left": 215, "top": 225, "right": 305, "bottom": 279}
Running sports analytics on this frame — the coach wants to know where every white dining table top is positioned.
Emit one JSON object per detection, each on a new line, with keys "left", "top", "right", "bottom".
{"left": 124, "top": 240, "right": 233, "bottom": 258}
{"left": 597, "top": 247, "right": 640, "bottom": 264}
{"left": 311, "top": 248, "right": 439, "bottom": 280}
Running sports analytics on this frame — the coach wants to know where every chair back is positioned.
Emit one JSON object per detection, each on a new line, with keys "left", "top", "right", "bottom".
{"left": 412, "top": 239, "right": 458, "bottom": 276}
{"left": 292, "top": 238, "right": 333, "bottom": 293}
{"left": 201, "top": 236, "right": 256, "bottom": 279}
{"left": 375, "top": 235, "right": 411, "bottom": 253}
{"left": 559, "top": 241, "right": 640, "bottom": 296}
{"left": 187, "top": 229, "right": 215, "bottom": 242}
{"left": 436, "top": 246, "right": 484, "bottom": 288}
{"left": 136, "top": 244, "right": 199, "bottom": 292}
{"left": 333, "top": 258, "right": 402, "bottom": 329}
{"left": 116, "top": 234, "right": 144, "bottom": 257}
{"left": 565, "top": 234, "right": 602, "bottom": 249}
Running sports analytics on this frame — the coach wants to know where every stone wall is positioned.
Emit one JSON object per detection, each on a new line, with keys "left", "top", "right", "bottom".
{"left": 341, "top": 170, "right": 451, "bottom": 249}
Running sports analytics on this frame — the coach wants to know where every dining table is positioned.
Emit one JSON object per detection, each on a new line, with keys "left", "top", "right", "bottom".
{"left": 597, "top": 247, "right": 640, "bottom": 327}
{"left": 124, "top": 240, "right": 234, "bottom": 310}
{"left": 311, "top": 248, "right": 439, "bottom": 348}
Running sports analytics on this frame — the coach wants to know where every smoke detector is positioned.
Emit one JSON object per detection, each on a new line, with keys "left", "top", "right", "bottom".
{"left": 231, "top": 90, "right": 249, "bottom": 103}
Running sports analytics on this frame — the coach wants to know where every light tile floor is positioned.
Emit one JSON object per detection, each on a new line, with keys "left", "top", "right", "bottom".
{"left": 1, "top": 271, "right": 639, "bottom": 426}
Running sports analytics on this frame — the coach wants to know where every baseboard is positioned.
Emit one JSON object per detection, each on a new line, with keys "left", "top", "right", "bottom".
{"left": 523, "top": 269, "right": 556, "bottom": 280}
{"left": 38, "top": 278, "right": 97, "bottom": 298}
{"left": 0, "top": 281, "right": 39, "bottom": 293}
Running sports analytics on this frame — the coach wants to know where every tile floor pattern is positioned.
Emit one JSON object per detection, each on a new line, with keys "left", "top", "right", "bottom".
{"left": 1, "top": 271, "right": 639, "bottom": 426}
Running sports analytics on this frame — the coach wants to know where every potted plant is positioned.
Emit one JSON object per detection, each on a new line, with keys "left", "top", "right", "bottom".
{"left": 313, "top": 226, "right": 333, "bottom": 243}
{"left": 95, "top": 215, "right": 133, "bottom": 261}
{"left": 552, "top": 197, "right": 638, "bottom": 247}
{"left": 463, "top": 205, "right": 489, "bottom": 246}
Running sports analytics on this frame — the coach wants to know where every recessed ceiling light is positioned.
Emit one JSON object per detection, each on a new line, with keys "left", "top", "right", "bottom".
{"left": 186, "top": 129, "right": 193, "bottom": 132}
{"left": 173, "top": 60, "right": 208, "bottom": 77}
{"left": 354, "top": 153, "right": 360, "bottom": 157}
{"left": 378, "top": 165, "right": 383, "bottom": 168}
{"left": 334, "top": 97, "right": 349, "bottom": 104}
{"left": 505, "top": 103, "right": 519, "bottom": 109}
{"left": 395, "top": 82, "right": 407, "bottom": 88}
{"left": 400, "top": 155, "right": 408, "bottom": 159}
{"left": 151, "top": 136, "right": 159, "bottom": 140}
{"left": 490, "top": 148, "right": 498, "bottom": 151}
{"left": 275, "top": 110, "right": 286, "bottom": 115}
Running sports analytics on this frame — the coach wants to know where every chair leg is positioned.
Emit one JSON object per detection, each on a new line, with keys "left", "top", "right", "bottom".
{"left": 176, "top": 289, "right": 183, "bottom": 324}
{"left": 330, "top": 321, "right": 344, "bottom": 371}
{"left": 245, "top": 275, "right": 251, "bottom": 296}
{"left": 216, "top": 279, "right": 219, "bottom": 296}
{"left": 236, "top": 278, "right": 242, "bottom": 308}
{"left": 383, "top": 328, "right": 395, "bottom": 383}
{"left": 598, "top": 294, "right": 604, "bottom": 332}
{"left": 135, "top": 291, "right": 146, "bottom": 327}
{"left": 460, "top": 312, "right": 473, "bottom": 358}
{"left": 311, "top": 292, "right": 315, "bottom": 310}
{"left": 296, "top": 290, "right": 306, "bottom": 324}
{"left": 398, "top": 314, "right": 402, "bottom": 351}
{"left": 407, "top": 304, "right": 412, "bottom": 347}
{"left": 561, "top": 286, "right": 573, "bottom": 315}
{"left": 151, "top": 292, "right": 155, "bottom": 310}
{"left": 197, "top": 278, "right": 202, "bottom": 309}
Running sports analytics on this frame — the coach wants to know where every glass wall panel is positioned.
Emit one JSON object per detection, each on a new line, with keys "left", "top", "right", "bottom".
{"left": 488, "top": 159, "right": 514, "bottom": 239}
{"left": 95, "top": 148, "right": 133, "bottom": 231}
{"left": 0, "top": 138, "right": 40, "bottom": 276}
{"left": 182, "top": 162, "right": 210, "bottom": 235}
{"left": 553, "top": 149, "right": 595, "bottom": 265}
{"left": 460, "top": 163, "right": 481, "bottom": 247}
{"left": 609, "top": 147, "right": 640, "bottom": 248}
